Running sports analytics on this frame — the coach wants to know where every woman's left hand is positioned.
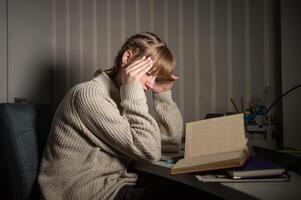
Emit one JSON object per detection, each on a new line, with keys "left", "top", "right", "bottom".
{"left": 152, "top": 74, "right": 179, "bottom": 93}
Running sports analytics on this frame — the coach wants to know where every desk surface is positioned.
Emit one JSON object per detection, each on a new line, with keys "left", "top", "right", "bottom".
{"left": 130, "top": 160, "right": 301, "bottom": 200}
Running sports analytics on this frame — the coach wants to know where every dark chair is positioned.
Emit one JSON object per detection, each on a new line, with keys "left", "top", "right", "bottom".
{"left": 0, "top": 103, "right": 52, "bottom": 200}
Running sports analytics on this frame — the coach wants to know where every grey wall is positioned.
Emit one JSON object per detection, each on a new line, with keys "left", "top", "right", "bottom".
{"left": 0, "top": 0, "right": 52, "bottom": 104}
{"left": 281, "top": 0, "right": 301, "bottom": 149}
{"left": 52, "top": 0, "right": 280, "bottom": 124}
{"left": 1, "top": 0, "right": 289, "bottom": 146}
{"left": 0, "top": 0, "right": 7, "bottom": 103}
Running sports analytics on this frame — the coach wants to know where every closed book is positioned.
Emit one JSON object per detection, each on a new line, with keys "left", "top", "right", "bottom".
{"left": 171, "top": 114, "right": 249, "bottom": 175}
{"left": 226, "top": 157, "right": 286, "bottom": 179}
{"left": 195, "top": 173, "right": 290, "bottom": 183}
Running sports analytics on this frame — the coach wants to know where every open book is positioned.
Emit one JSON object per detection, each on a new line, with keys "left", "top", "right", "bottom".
{"left": 171, "top": 114, "right": 249, "bottom": 175}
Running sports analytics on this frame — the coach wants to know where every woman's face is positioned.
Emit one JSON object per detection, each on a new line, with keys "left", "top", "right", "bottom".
{"left": 121, "top": 51, "right": 172, "bottom": 92}
{"left": 124, "top": 55, "right": 157, "bottom": 92}
{"left": 140, "top": 71, "right": 157, "bottom": 92}
{"left": 141, "top": 71, "right": 170, "bottom": 92}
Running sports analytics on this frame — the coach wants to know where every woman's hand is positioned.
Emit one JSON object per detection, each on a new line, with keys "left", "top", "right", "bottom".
{"left": 152, "top": 74, "right": 179, "bottom": 93}
{"left": 122, "top": 56, "right": 153, "bottom": 85}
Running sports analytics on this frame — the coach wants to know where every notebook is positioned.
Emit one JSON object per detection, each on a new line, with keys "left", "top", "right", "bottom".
{"left": 226, "top": 156, "right": 286, "bottom": 179}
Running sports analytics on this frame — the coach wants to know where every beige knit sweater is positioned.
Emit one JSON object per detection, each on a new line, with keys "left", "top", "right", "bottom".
{"left": 38, "top": 73, "right": 183, "bottom": 200}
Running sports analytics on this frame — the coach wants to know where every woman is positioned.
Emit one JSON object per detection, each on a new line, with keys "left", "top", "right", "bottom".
{"left": 38, "top": 32, "right": 183, "bottom": 199}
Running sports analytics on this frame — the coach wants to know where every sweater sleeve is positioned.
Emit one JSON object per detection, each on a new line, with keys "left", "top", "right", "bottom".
{"left": 153, "top": 90, "right": 184, "bottom": 153}
{"left": 75, "top": 83, "right": 161, "bottom": 162}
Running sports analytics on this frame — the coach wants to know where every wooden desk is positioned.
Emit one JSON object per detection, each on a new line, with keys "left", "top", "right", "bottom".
{"left": 130, "top": 160, "right": 301, "bottom": 200}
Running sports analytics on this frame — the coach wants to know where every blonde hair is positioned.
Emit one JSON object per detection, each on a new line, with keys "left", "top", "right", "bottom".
{"left": 95, "top": 32, "right": 175, "bottom": 79}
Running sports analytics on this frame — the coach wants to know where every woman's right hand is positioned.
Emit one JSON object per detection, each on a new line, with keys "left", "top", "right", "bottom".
{"left": 122, "top": 56, "right": 153, "bottom": 86}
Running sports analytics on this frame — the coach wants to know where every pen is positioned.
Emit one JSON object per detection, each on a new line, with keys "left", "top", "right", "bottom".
{"left": 240, "top": 97, "right": 244, "bottom": 113}
{"left": 231, "top": 98, "right": 240, "bottom": 113}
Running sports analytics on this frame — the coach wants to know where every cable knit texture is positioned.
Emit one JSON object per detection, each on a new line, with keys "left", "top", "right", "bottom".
{"left": 38, "top": 73, "right": 183, "bottom": 200}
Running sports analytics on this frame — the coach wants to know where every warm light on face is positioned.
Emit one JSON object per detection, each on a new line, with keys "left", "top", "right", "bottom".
{"left": 141, "top": 70, "right": 171, "bottom": 92}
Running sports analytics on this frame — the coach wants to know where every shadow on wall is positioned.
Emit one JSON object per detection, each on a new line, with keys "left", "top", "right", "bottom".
{"left": 23, "top": 58, "right": 53, "bottom": 105}
{"left": 51, "top": 63, "right": 66, "bottom": 109}
{"left": 52, "top": 62, "right": 84, "bottom": 110}
{"left": 23, "top": 59, "right": 80, "bottom": 111}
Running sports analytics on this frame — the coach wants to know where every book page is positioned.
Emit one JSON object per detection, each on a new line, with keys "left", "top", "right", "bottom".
{"left": 171, "top": 150, "right": 248, "bottom": 174}
{"left": 185, "top": 114, "right": 247, "bottom": 158}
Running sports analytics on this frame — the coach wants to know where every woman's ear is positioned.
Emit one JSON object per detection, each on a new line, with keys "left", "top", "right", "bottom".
{"left": 122, "top": 50, "right": 133, "bottom": 66}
